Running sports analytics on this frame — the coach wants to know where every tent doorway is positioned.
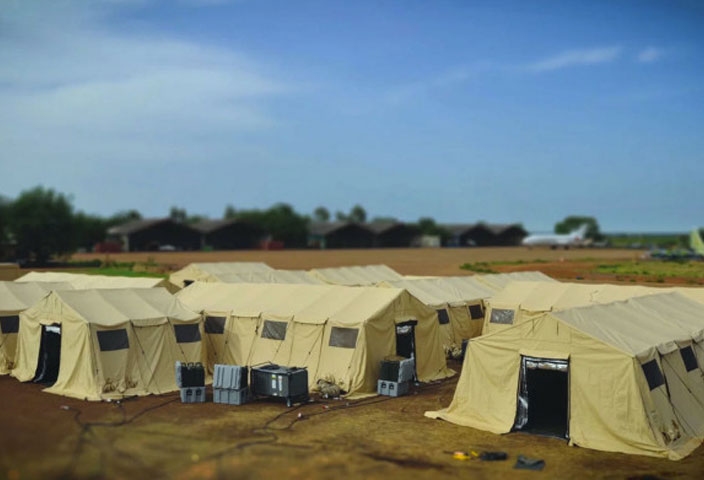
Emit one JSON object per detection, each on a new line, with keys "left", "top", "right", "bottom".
{"left": 513, "top": 356, "right": 569, "bottom": 439}
{"left": 33, "top": 324, "right": 62, "bottom": 385}
{"left": 395, "top": 320, "right": 417, "bottom": 360}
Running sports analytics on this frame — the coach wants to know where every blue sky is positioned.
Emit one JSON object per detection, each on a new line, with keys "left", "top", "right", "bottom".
{"left": 1, "top": 0, "right": 703, "bottom": 232}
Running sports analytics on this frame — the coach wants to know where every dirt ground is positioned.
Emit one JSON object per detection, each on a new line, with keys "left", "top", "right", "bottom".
{"left": 71, "top": 247, "right": 643, "bottom": 277}
{"left": 1, "top": 360, "right": 701, "bottom": 480}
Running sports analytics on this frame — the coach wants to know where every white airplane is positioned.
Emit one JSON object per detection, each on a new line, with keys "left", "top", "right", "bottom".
{"left": 522, "top": 225, "right": 589, "bottom": 249}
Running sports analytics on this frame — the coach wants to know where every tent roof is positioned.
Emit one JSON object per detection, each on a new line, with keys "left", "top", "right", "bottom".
{"left": 215, "top": 270, "right": 323, "bottom": 285}
{"left": 186, "top": 262, "right": 274, "bottom": 275}
{"left": 489, "top": 280, "right": 657, "bottom": 312}
{"left": 107, "top": 218, "right": 182, "bottom": 235}
{"left": 383, "top": 276, "right": 493, "bottom": 306}
{"left": 473, "top": 271, "right": 556, "bottom": 291}
{"left": 16, "top": 271, "right": 166, "bottom": 289}
{"left": 191, "top": 218, "right": 259, "bottom": 233}
{"left": 49, "top": 288, "right": 199, "bottom": 326}
{"left": 551, "top": 292, "right": 704, "bottom": 357}
{"left": 308, "top": 221, "right": 370, "bottom": 236}
{"left": 675, "top": 287, "right": 704, "bottom": 304}
{"left": 0, "top": 281, "right": 73, "bottom": 314}
{"left": 177, "top": 282, "right": 409, "bottom": 326}
{"left": 309, "top": 264, "right": 403, "bottom": 286}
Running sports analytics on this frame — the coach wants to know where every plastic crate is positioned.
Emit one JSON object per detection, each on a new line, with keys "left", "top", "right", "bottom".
{"left": 180, "top": 386, "right": 206, "bottom": 403}
{"left": 213, "top": 364, "right": 248, "bottom": 390}
{"left": 213, "top": 388, "right": 250, "bottom": 405}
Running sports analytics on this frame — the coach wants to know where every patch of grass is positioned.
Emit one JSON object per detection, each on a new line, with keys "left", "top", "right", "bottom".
{"left": 460, "top": 262, "right": 497, "bottom": 273}
{"left": 594, "top": 260, "right": 704, "bottom": 279}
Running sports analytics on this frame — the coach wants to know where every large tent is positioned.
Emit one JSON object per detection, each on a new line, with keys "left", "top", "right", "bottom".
{"left": 176, "top": 282, "right": 453, "bottom": 396}
{"left": 472, "top": 271, "right": 557, "bottom": 292}
{"left": 16, "top": 271, "right": 174, "bottom": 292}
{"left": 12, "top": 288, "right": 202, "bottom": 400}
{"left": 379, "top": 277, "right": 494, "bottom": 349}
{"left": 483, "top": 281, "right": 658, "bottom": 334}
{"left": 427, "top": 292, "right": 704, "bottom": 459}
{"left": 0, "top": 281, "right": 73, "bottom": 374}
{"left": 169, "top": 262, "right": 274, "bottom": 289}
{"left": 215, "top": 270, "right": 323, "bottom": 285}
{"left": 308, "top": 264, "right": 403, "bottom": 286}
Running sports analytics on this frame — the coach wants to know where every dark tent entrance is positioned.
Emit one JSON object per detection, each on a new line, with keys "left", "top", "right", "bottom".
{"left": 33, "top": 324, "right": 62, "bottom": 385}
{"left": 395, "top": 320, "right": 418, "bottom": 381}
{"left": 513, "top": 355, "right": 570, "bottom": 439}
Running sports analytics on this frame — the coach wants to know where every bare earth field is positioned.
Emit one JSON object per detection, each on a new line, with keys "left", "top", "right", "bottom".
{"left": 1, "top": 361, "right": 701, "bottom": 480}
{"left": 3, "top": 247, "right": 703, "bottom": 479}
{"left": 71, "top": 247, "right": 643, "bottom": 277}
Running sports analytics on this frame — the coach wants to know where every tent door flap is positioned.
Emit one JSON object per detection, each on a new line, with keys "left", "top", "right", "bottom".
{"left": 33, "top": 324, "right": 62, "bottom": 386}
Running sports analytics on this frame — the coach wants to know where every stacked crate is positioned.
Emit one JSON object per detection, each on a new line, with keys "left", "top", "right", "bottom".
{"left": 176, "top": 361, "right": 206, "bottom": 403}
{"left": 377, "top": 357, "right": 415, "bottom": 397}
{"left": 213, "top": 364, "right": 250, "bottom": 405}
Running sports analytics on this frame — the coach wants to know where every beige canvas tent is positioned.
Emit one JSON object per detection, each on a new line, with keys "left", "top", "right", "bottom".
{"left": 427, "top": 292, "right": 704, "bottom": 459}
{"left": 482, "top": 281, "right": 660, "bottom": 335}
{"left": 12, "top": 288, "right": 202, "bottom": 400}
{"left": 379, "top": 277, "right": 494, "bottom": 350}
{"left": 169, "top": 262, "right": 274, "bottom": 289}
{"left": 177, "top": 282, "right": 453, "bottom": 396}
{"left": 308, "top": 264, "right": 403, "bottom": 286}
{"left": 16, "top": 271, "right": 175, "bottom": 292}
{"left": 215, "top": 270, "right": 323, "bottom": 285}
{"left": 472, "top": 271, "right": 557, "bottom": 292}
{"left": 0, "top": 281, "right": 73, "bottom": 374}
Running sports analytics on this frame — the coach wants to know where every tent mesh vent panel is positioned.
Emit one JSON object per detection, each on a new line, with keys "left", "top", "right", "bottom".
{"left": 96, "top": 329, "right": 129, "bottom": 352}
{"left": 489, "top": 309, "right": 514, "bottom": 325}
{"left": 436, "top": 309, "right": 450, "bottom": 325}
{"left": 204, "top": 316, "right": 226, "bottom": 334}
{"left": 468, "top": 304, "right": 484, "bottom": 320}
{"left": 174, "top": 324, "right": 202, "bottom": 343}
{"left": 641, "top": 359, "right": 665, "bottom": 390}
{"left": 0, "top": 315, "right": 19, "bottom": 334}
{"left": 329, "top": 327, "right": 359, "bottom": 348}
{"left": 261, "top": 320, "right": 287, "bottom": 340}
{"left": 680, "top": 347, "right": 699, "bottom": 372}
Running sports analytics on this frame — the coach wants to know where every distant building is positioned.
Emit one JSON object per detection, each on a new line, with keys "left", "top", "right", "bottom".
{"left": 308, "top": 222, "right": 375, "bottom": 249}
{"left": 193, "top": 219, "right": 263, "bottom": 250}
{"left": 107, "top": 218, "right": 201, "bottom": 252}
{"left": 368, "top": 221, "right": 420, "bottom": 248}
{"left": 443, "top": 223, "right": 527, "bottom": 247}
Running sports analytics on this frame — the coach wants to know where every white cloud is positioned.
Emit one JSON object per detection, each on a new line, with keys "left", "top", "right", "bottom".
{"left": 0, "top": 2, "right": 291, "bottom": 170}
{"left": 527, "top": 46, "right": 622, "bottom": 73}
{"left": 637, "top": 47, "right": 665, "bottom": 63}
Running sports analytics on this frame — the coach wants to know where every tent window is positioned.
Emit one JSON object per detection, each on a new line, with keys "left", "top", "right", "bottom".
{"left": 204, "top": 316, "right": 226, "bottom": 334}
{"left": 174, "top": 324, "right": 201, "bottom": 343}
{"left": 96, "top": 329, "right": 129, "bottom": 352}
{"left": 436, "top": 309, "right": 450, "bottom": 325}
{"left": 641, "top": 359, "right": 665, "bottom": 390}
{"left": 680, "top": 347, "right": 699, "bottom": 372}
{"left": 489, "top": 309, "right": 514, "bottom": 325}
{"left": 0, "top": 315, "right": 20, "bottom": 334}
{"left": 261, "top": 320, "right": 287, "bottom": 340}
{"left": 329, "top": 327, "right": 359, "bottom": 348}
{"left": 468, "top": 304, "right": 484, "bottom": 320}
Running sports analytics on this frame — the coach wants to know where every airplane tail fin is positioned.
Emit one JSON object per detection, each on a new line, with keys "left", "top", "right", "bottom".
{"left": 571, "top": 224, "right": 589, "bottom": 239}
{"left": 690, "top": 228, "right": 704, "bottom": 256}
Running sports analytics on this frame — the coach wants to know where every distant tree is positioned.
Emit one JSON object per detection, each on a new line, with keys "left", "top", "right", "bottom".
{"left": 349, "top": 205, "right": 367, "bottom": 223}
{"left": 74, "top": 212, "right": 109, "bottom": 250}
{"left": 186, "top": 214, "right": 207, "bottom": 225}
{"left": 235, "top": 203, "right": 309, "bottom": 247}
{"left": 371, "top": 216, "right": 398, "bottom": 223}
{"left": 555, "top": 216, "right": 603, "bottom": 240}
{"left": 9, "top": 186, "right": 77, "bottom": 262}
{"left": 169, "top": 206, "right": 187, "bottom": 223}
{"left": 417, "top": 217, "right": 450, "bottom": 242}
{"left": 224, "top": 204, "right": 237, "bottom": 219}
{"left": 107, "top": 209, "right": 142, "bottom": 227}
{"left": 313, "top": 206, "right": 330, "bottom": 222}
{"left": 335, "top": 211, "right": 348, "bottom": 222}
